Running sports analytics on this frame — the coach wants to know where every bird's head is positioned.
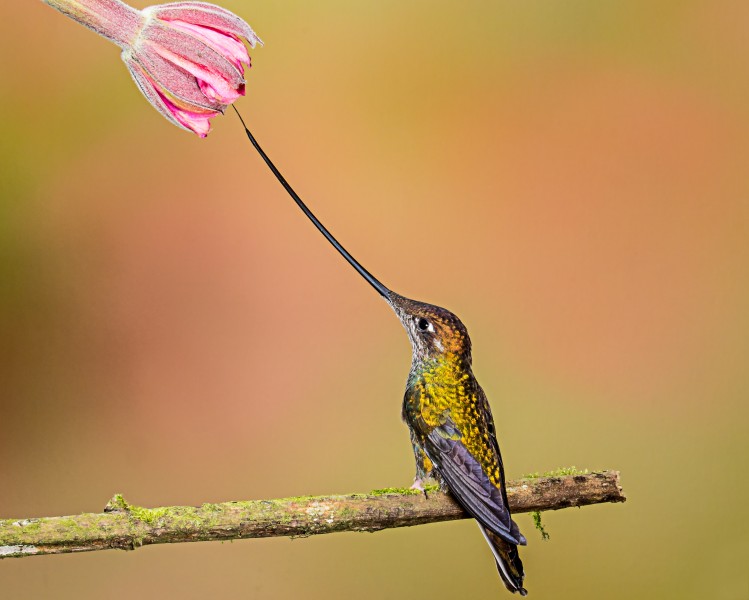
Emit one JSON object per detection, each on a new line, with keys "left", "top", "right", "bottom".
{"left": 387, "top": 292, "right": 472, "bottom": 364}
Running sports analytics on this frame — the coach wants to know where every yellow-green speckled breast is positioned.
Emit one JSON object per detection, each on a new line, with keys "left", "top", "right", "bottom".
{"left": 404, "top": 353, "right": 503, "bottom": 488}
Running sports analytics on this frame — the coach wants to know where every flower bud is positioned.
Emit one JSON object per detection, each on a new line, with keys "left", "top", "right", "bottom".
{"left": 42, "top": 0, "right": 261, "bottom": 136}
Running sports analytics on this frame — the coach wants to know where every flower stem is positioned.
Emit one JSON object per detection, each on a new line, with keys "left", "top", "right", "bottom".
{"left": 41, "top": 0, "right": 144, "bottom": 48}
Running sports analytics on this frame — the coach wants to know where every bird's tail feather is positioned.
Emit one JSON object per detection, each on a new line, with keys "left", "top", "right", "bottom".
{"left": 480, "top": 526, "right": 527, "bottom": 596}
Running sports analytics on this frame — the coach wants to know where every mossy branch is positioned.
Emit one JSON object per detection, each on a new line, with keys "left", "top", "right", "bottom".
{"left": 0, "top": 470, "right": 625, "bottom": 559}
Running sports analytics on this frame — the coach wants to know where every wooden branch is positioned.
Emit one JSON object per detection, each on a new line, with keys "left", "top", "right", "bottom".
{"left": 0, "top": 470, "right": 624, "bottom": 559}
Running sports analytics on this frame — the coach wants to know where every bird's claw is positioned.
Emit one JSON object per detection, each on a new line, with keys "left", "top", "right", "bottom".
{"left": 410, "top": 478, "right": 428, "bottom": 499}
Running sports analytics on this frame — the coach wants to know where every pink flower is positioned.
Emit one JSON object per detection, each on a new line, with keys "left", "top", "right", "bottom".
{"left": 42, "top": 0, "right": 262, "bottom": 136}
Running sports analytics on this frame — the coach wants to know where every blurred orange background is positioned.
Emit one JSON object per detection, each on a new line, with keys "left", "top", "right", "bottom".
{"left": 1, "top": 1, "right": 748, "bottom": 598}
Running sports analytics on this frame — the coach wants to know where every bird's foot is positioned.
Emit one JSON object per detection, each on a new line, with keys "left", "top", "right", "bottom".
{"left": 410, "top": 478, "right": 429, "bottom": 499}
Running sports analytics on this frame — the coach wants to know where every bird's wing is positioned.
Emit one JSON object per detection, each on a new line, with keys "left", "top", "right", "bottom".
{"left": 423, "top": 418, "right": 524, "bottom": 546}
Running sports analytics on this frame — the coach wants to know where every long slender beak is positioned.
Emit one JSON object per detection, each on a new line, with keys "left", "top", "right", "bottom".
{"left": 234, "top": 106, "right": 391, "bottom": 300}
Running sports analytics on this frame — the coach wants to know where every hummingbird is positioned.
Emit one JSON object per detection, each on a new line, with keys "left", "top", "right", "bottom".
{"left": 234, "top": 109, "right": 527, "bottom": 595}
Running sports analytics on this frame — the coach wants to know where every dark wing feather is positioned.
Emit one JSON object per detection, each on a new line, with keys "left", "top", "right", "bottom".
{"left": 474, "top": 384, "right": 507, "bottom": 483}
{"left": 474, "top": 385, "right": 528, "bottom": 545}
{"left": 424, "top": 422, "right": 524, "bottom": 546}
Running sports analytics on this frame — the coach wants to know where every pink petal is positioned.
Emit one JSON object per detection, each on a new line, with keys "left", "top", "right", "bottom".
{"left": 124, "top": 55, "right": 191, "bottom": 133}
{"left": 123, "top": 54, "right": 218, "bottom": 137}
{"left": 146, "top": 2, "right": 262, "bottom": 47}
{"left": 155, "top": 90, "right": 214, "bottom": 137}
{"left": 132, "top": 43, "right": 224, "bottom": 111}
{"left": 148, "top": 42, "right": 243, "bottom": 104}
{"left": 197, "top": 78, "right": 244, "bottom": 104}
{"left": 166, "top": 19, "right": 250, "bottom": 72}
{"left": 140, "top": 22, "right": 245, "bottom": 100}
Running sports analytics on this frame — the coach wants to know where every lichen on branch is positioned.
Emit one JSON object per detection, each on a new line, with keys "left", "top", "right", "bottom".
{"left": 0, "top": 470, "right": 625, "bottom": 559}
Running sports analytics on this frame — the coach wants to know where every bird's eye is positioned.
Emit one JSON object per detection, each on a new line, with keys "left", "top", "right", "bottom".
{"left": 417, "top": 317, "right": 431, "bottom": 332}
